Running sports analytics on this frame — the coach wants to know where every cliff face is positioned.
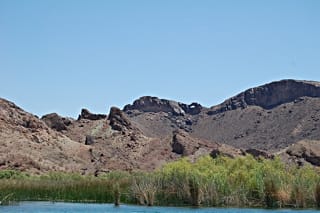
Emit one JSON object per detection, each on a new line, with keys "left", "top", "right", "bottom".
{"left": 1, "top": 79, "right": 320, "bottom": 173}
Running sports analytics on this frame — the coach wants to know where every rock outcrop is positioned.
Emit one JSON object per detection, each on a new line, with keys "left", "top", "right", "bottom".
{"left": 208, "top": 79, "right": 320, "bottom": 115}
{"left": 179, "top": 102, "right": 203, "bottom": 115}
{"left": 78, "top": 109, "right": 106, "bottom": 120}
{"left": 41, "top": 113, "right": 73, "bottom": 131}
{"left": 108, "top": 107, "right": 137, "bottom": 132}
{"left": 286, "top": 140, "right": 320, "bottom": 166}
{"left": 171, "top": 130, "right": 243, "bottom": 158}
{"left": 124, "top": 96, "right": 203, "bottom": 116}
{"left": 171, "top": 130, "right": 201, "bottom": 156}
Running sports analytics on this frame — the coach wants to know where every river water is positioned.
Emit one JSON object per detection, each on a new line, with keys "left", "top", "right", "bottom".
{"left": 0, "top": 202, "right": 319, "bottom": 213}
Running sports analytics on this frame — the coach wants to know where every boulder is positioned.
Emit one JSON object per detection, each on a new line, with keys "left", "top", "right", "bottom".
{"left": 85, "top": 135, "right": 95, "bottom": 145}
{"left": 171, "top": 130, "right": 200, "bottom": 156}
{"left": 78, "top": 109, "right": 106, "bottom": 120}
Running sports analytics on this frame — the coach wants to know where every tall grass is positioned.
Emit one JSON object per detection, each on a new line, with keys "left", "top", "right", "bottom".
{"left": 155, "top": 155, "right": 320, "bottom": 208}
{"left": 0, "top": 171, "right": 130, "bottom": 204}
{"left": 0, "top": 155, "right": 319, "bottom": 208}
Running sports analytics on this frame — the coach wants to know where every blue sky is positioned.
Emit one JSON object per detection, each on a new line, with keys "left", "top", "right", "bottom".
{"left": 0, "top": 0, "right": 319, "bottom": 118}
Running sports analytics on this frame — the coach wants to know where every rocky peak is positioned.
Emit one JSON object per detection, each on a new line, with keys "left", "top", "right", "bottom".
{"left": 123, "top": 96, "right": 203, "bottom": 116}
{"left": 208, "top": 79, "right": 320, "bottom": 115}
{"left": 78, "top": 108, "right": 106, "bottom": 120}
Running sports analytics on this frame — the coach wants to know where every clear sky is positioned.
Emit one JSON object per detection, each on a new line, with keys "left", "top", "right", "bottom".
{"left": 1, "top": 0, "right": 319, "bottom": 118}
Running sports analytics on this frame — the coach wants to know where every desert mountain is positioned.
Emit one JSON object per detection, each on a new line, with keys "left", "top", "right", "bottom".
{"left": 124, "top": 80, "right": 320, "bottom": 151}
{"left": 1, "top": 79, "right": 320, "bottom": 173}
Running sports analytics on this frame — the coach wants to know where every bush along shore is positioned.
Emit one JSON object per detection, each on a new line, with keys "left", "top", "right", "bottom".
{"left": 1, "top": 155, "right": 320, "bottom": 208}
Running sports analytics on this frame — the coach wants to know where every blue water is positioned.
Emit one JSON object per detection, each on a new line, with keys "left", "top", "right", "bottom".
{"left": 0, "top": 202, "right": 319, "bottom": 213}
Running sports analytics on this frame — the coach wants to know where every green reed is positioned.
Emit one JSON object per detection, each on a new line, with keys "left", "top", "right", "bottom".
{"left": 0, "top": 155, "right": 320, "bottom": 208}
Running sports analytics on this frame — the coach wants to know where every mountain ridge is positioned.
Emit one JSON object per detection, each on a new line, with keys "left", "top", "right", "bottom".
{"left": 1, "top": 79, "right": 320, "bottom": 174}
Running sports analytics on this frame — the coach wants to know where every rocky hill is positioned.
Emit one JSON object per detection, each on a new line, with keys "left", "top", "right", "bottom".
{"left": 1, "top": 79, "right": 320, "bottom": 174}
{"left": 124, "top": 80, "right": 320, "bottom": 151}
{"left": 0, "top": 98, "right": 92, "bottom": 173}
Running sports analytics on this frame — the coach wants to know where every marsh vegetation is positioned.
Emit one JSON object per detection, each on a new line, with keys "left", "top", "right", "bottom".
{"left": 0, "top": 155, "right": 320, "bottom": 208}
